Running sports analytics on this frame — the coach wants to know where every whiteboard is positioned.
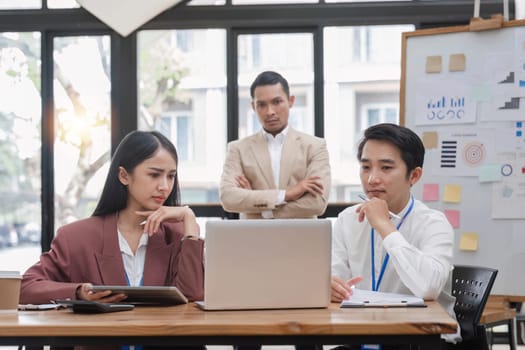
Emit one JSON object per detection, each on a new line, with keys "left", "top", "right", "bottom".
{"left": 401, "top": 20, "right": 525, "bottom": 295}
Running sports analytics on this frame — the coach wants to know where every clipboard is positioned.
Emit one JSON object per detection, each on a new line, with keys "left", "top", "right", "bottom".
{"left": 340, "top": 288, "right": 426, "bottom": 308}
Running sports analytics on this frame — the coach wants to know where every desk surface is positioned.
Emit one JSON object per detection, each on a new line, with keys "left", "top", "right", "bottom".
{"left": 1, "top": 302, "right": 456, "bottom": 337}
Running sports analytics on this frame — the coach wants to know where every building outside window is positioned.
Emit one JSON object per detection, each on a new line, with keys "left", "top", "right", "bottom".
{"left": 0, "top": 32, "right": 42, "bottom": 272}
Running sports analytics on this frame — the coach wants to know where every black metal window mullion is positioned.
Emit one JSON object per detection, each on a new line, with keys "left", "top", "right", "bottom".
{"left": 227, "top": 28, "right": 238, "bottom": 143}
{"left": 313, "top": 25, "right": 324, "bottom": 138}
{"left": 41, "top": 30, "right": 55, "bottom": 253}
{"left": 110, "top": 32, "right": 138, "bottom": 153}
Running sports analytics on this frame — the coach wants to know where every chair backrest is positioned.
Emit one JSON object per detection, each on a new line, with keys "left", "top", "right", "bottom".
{"left": 452, "top": 264, "right": 498, "bottom": 340}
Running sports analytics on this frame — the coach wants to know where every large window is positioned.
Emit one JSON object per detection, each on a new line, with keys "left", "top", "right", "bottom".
{"left": 0, "top": 32, "right": 41, "bottom": 272}
{"left": 138, "top": 29, "right": 227, "bottom": 205}
{"left": 0, "top": 0, "right": 40, "bottom": 9}
{"left": 53, "top": 36, "right": 111, "bottom": 228}
{"left": 237, "top": 32, "right": 314, "bottom": 138}
{"left": 324, "top": 25, "right": 414, "bottom": 202}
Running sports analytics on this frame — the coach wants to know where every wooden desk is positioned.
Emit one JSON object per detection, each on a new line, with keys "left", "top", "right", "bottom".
{"left": 481, "top": 295, "right": 525, "bottom": 350}
{"left": 0, "top": 302, "right": 456, "bottom": 349}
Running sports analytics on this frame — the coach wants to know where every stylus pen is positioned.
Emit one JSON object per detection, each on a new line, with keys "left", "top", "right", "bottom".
{"left": 358, "top": 194, "right": 401, "bottom": 220}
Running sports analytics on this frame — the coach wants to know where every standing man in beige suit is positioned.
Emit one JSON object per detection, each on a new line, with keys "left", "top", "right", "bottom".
{"left": 220, "top": 71, "right": 328, "bottom": 350}
{"left": 220, "top": 70, "right": 331, "bottom": 220}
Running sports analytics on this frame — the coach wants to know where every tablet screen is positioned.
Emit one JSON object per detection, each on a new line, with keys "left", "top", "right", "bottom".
{"left": 90, "top": 285, "right": 188, "bottom": 305}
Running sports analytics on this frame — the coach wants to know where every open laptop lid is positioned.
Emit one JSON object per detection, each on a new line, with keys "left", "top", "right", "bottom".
{"left": 200, "top": 219, "right": 332, "bottom": 310}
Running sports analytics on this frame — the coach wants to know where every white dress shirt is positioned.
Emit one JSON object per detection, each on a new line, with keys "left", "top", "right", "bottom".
{"left": 332, "top": 196, "right": 460, "bottom": 342}
{"left": 261, "top": 127, "right": 288, "bottom": 218}
{"left": 118, "top": 230, "right": 148, "bottom": 286}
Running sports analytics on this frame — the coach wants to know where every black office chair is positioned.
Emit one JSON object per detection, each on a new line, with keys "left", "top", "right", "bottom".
{"left": 445, "top": 265, "right": 498, "bottom": 350}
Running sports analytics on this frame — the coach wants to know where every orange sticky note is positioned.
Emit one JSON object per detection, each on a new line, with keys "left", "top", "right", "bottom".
{"left": 459, "top": 232, "right": 478, "bottom": 251}
{"left": 422, "top": 131, "right": 438, "bottom": 149}
{"left": 423, "top": 183, "right": 439, "bottom": 201}
{"left": 449, "top": 53, "right": 466, "bottom": 72}
{"left": 444, "top": 209, "right": 460, "bottom": 228}
{"left": 426, "top": 56, "right": 442, "bottom": 73}
{"left": 443, "top": 184, "right": 461, "bottom": 203}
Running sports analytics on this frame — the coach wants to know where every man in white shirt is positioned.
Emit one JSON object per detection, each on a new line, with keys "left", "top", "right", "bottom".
{"left": 331, "top": 123, "right": 459, "bottom": 350}
{"left": 219, "top": 70, "right": 331, "bottom": 220}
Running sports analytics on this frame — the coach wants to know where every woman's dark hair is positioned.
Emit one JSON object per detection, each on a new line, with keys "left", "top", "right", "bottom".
{"left": 357, "top": 123, "right": 425, "bottom": 177}
{"left": 250, "top": 70, "right": 290, "bottom": 98}
{"left": 92, "top": 130, "right": 180, "bottom": 217}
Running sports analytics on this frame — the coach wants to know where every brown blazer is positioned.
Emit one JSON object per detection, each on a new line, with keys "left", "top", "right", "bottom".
{"left": 20, "top": 213, "right": 204, "bottom": 304}
{"left": 219, "top": 127, "right": 331, "bottom": 219}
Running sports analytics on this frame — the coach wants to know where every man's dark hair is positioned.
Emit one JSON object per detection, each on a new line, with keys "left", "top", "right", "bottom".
{"left": 250, "top": 71, "right": 290, "bottom": 98}
{"left": 357, "top": 123, "right": 425, "bottom": 176}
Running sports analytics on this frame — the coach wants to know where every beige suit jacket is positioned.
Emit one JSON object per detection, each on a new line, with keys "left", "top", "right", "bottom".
{"left": 220, "top": 128, "right": 331, "bottom": 219}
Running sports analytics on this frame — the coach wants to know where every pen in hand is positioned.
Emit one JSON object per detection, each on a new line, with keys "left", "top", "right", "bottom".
{"left": 358, "top": 194, "right": 400, "bottom": 220}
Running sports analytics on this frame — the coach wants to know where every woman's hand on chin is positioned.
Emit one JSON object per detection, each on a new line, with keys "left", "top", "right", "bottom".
{"left": 136, "top": 206, "right": 199, "bottom": 236}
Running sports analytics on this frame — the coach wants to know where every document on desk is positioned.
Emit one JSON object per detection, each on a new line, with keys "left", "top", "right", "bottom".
{"left": 340, "top": 288, "right": 426, "bottom": 308}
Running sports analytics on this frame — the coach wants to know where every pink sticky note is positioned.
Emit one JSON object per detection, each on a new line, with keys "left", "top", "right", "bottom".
{"left": 444, "top": 209, "right": 460, "bottom": 228}
{"left": 423, "top": 183, "right": 439, "bottom": 201}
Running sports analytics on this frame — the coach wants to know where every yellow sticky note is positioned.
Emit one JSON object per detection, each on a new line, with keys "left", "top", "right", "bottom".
{"left": 422, "top": 131, "right": 438, "bottom": 149}
{"left": 449, "top": 53, "right": 466, "bottom": 72}
{"left": 443, "top": 184, "right": 461, "bottom": 203}
{"left": 459, "top": 232, "right": 478, "bottom": 251}
{"left": 426, "top": 56, "right": 442, "bottom": 73}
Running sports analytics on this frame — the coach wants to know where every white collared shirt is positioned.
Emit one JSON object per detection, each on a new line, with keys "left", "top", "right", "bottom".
{"left": 117, "top": 230, "right": 148, "bottom": 286}
{"left": 261, "top": 126, "right": 288, "bottom": 218}
{"left": 331, "top": 197, "right": 460, "bottom": 342}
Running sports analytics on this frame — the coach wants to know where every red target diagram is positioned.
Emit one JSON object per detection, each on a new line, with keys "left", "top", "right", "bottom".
{"left": 462, "top": 142, "right": 485, "bottom": 166}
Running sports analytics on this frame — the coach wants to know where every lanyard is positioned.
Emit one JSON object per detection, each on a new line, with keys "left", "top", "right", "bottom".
{"left": 123, "top": 274, "right": 143, "bottom": 350}
{"left": 371, "top": 195, "right": 414, "bottom": 292}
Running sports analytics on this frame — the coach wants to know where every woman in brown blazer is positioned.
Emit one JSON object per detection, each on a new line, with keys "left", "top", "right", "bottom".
{"left": 20, "top": 130, "right": 204, "bottom": 306}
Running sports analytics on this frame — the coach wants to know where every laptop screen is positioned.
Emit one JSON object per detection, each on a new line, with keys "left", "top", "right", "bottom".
{"left": 202, "top": 219, "right": 332, "bottom": 310}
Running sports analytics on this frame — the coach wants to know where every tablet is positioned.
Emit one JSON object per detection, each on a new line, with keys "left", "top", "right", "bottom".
{"left": 90, "top": 285, "right": 188, "bottom": 305}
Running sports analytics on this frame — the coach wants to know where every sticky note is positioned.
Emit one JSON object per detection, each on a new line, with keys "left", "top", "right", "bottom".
{"left": 449, "top": 53, "right": 466, "bottom": 72}
{"left": 444, "top": 209, "right": 460, "bottom": 228}
{"left": 443, "top": 184, "right": 461, "bottom": 203}
{"left": 479, "top": 164, "right": 502, "bottom": 183}
{"left": 459, "top": 232, "right": 478, "bottom": 251}
{"left": 470, "top": 83, "right": 492, "bottom": 102}
{"left": 426, "top": 56, "right": 442, "bottom": 73}
{"left": 422, "top": 131, "right": 438, "bottom": 149}
{"left": 423, "top": 183, "right": 439, "bottom": 201}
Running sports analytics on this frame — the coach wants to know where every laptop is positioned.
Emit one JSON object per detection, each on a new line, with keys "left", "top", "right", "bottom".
{"left": 197, "top": 219, "right": 332, "bottom": 310}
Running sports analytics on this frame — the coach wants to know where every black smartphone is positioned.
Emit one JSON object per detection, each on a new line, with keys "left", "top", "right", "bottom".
{"left": 55, "top": 299, "right": 135, "bottom": 313}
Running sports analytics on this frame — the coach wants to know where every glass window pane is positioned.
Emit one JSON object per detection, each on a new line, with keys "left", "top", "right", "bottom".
{"left": 233, "top": 0, "right": 317, "bottom": 3}
{"left": 0, "top": 32, "right": 41, "bottom": 273}
{"left": 138, "top": 29, "right": 227, "bottom": 205}
{"left": 53, "top": 36, "right": 111, "bottom": 229}
{"left": 324, "top": 24, "right": 414, "bottom": 202}
{"left": 238, "top": 33, "right": 314, "bottom": 138}
{"left": 187, "top": 0, "right": 226, "bottom": 5}
{"left": 326, "top": 0, "right": 409, "bottom": 2}
{"left": 0, "top": 0, "right": 40, "bottom": 9}
{"left": 47, "top": 0, "right": 80, "bottom": 8}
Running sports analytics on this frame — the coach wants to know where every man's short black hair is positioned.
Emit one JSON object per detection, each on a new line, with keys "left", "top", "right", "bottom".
{"left": 357, "top": 123, "right": 425, "bottom": 175}
{"left": 250, "top": 71, "right": 290, "bottom": 98}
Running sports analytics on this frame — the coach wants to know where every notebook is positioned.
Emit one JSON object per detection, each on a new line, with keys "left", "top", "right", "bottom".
{"left": 197, "top": 219, "right": 332, "bottom": 310}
